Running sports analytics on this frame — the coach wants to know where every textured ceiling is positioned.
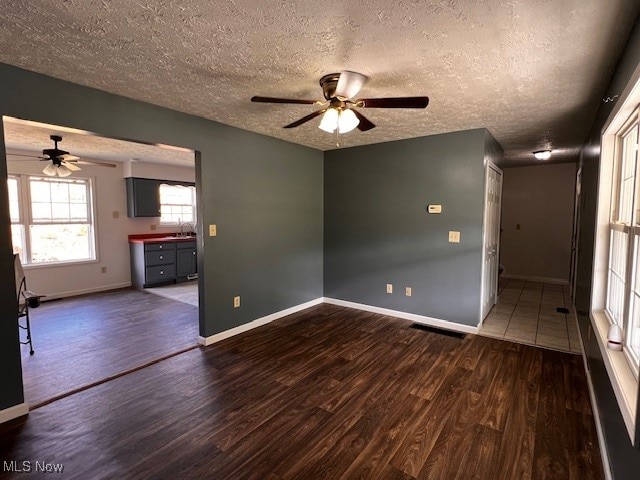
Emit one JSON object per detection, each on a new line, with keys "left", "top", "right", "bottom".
{"left": 0, "top": 1, "right": 638, "bottom": 166}
{"left": 3, "top": 118, "right": 195, "bottom": 166}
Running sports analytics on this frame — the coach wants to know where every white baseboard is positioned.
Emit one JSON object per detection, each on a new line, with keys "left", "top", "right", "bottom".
{"left": 0, "top": 403, "right": 28, "bottom": 425}
{"left": 42, "top": 282, "right": 132, "bottom": 301}
{"left": 323, "top": 298, "right": 479, "bottom": 335}
{"left": 501, "top": 274, "right": 568, "bottom": 285}
{"left": 572, "top": 312, "right": 612, "bottom": 480}
{"left": 198, "top": 298, "right": 324, "bottom": 346}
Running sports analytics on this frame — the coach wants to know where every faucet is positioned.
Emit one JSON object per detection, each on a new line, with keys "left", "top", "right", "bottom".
{"left": 179, "top": 222, "right": 194, "bottom": 236}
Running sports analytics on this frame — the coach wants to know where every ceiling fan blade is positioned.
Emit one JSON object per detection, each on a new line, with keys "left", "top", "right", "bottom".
{"left": 358, "top": 96, "right": 429, "bottom": 108}
{"left": 6, "top": 153, "right": 48, "bottom": 160}
{"left": 75, "top": 160, "right": 117, "bottom": 168}
{"left": 251, "top": 96, "right": 319, "bottom": 105}
{"left": 352, "top": 109, "right": 376, "bottom": 131}
{"left": 335, "top": 71, "right": 369, "bottom": 99}
{"left": 63, "top": 162, "right": 81, "bottom": 171}
{"left": 283, "top": 109, "right": 327, "bottom": 129}
{"left": 59, "top": 154, "right": 80, "bottom": 161}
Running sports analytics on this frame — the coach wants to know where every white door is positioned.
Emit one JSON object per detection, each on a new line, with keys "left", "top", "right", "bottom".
{"left": 481, "top": 163, "right": 503, "bottom": 321}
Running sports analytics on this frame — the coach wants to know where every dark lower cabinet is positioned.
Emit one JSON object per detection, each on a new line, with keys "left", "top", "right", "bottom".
{"left": 130, "top": 240, "right": 197, "bottom": 289}
{"left": 176, "top": 243, "right": 197, "bottom": 278}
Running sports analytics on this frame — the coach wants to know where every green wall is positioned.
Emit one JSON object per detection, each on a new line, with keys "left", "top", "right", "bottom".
{"left": 324, "top": 129, "right": 501, "bottom": 326}
{"left": 575, "top": 16, "right": 640, "bottom": 479}
{"left": 0, "top": 63, "right": 324, "bottom": 411}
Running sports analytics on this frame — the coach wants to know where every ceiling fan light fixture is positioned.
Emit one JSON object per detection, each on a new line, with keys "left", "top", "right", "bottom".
{"left": 43, "top": 163, "right": 57, "bottom": 176}
{"left": 338, "top": 108, "right": 360, "bottom": 133}
{"left": 533, "top": 150, "right": 552, "bottom": 160}
{"left": 56, "top": 164, "right": 72, "bottom": 177}
{"left": 318, "top": 108, "right": 339, "bottom": 133}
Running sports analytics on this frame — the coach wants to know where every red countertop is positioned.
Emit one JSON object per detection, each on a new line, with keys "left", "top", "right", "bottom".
{"left": 128, "top": 233, "right": 197, "bottom": 244}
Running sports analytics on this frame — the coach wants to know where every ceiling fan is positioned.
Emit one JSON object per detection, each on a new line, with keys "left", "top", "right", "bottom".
{"left": 251, "top": 71, "right": 429, "bottom": 134}
{"left": 7, "top": 135, "right": 116, "bottom": 177}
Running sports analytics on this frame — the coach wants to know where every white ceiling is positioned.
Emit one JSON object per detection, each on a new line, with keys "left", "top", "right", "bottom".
{"left": 0, "top": 0, "right": 638, "bottom": 166}
{"left": 3, "top": 118, "right": 195, "bottom": 166}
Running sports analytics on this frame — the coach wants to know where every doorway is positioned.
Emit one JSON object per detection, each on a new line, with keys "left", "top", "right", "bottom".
{"left": 4, "top": 117, "right": 201, "bottom": 406}
{"left": 481, "top": 162, "right": 503, "bottom": 321}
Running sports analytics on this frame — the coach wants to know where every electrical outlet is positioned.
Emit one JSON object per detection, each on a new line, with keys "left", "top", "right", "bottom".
{"left": 101, "top": 266, "right": 107, "bottom": 274}
{"left": 405, "top": 287, "right": 412, "bottom": 297}
{"left": 112, "top": 211, "right": 119, "bottom": 219}
{"left": 386, "top": 284, "right": 393, "bottom": 294}
{"left": 150, "top": 224, "right": 157, "bottom": 231}
{"left": 209, "top": 224, "right": 217, "bottom": 236}
{"left": 448, "top": 231, "right": 460, "bottom": 243}
{"left": 233, "top": 296, "right": 240, "bottom": 308}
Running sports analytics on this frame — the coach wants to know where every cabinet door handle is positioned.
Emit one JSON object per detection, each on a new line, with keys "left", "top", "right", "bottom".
{"left": 193, "top": 252, "right": 196, "bottom": 255}
{"left": 159, "top": 255, "right": 163, "bottom": 260}
{"left": 159, "top": 245, "right": 163, "bottom": 249}
{"left": 160, "top": 270, "right": 164, "bottom": 275}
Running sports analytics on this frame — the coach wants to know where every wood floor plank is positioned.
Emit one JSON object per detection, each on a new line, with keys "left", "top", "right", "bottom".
{"left": 532, "top": 350, "right": 571, "bottom": 479}
{"left": 0, "top": 304, "right": 603, "bottom": 480}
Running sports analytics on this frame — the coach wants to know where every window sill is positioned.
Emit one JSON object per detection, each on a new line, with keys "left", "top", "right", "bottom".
{"left": 591, "top": 310, "right": 638, "bottom": 440}
{"left": 22, "top": 258, "right": 99, "bottom": 270}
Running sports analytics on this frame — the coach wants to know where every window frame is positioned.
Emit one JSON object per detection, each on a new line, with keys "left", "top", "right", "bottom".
{"left": 8, "top": 174, "right": 98, "bottom": 267}
{"left": 593, "top": 71, "right": 640, "bottom": 441}
{"left": 604, "top": 111, "right": 640, "bottom": 377}
{"left": 158, "top": 182, "right": 196, "bottom": 226}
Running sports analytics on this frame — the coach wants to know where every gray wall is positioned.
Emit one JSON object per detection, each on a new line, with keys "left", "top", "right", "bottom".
{"left": 501, "top": 163, "right": 576, "bottom": 282}
{"left": 575, "top": 17, "right": 640, "bottom": 480}
{"left": 0, "top": 63, "right": 324, "bottom": 411}
{"left": 324, "top": 129, "right": 494, "bottom": 327}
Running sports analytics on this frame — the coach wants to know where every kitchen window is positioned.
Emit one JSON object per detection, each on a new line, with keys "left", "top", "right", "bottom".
{"left": 8, "top": 175, "right": 96, "bottom": 265}
{"left": 159, "top": 183, "right": 196, "bottom": 225}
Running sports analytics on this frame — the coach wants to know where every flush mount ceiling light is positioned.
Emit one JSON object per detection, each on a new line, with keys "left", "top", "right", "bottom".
{"left": 533, "top": 150, "right": 552, "bottom": 160}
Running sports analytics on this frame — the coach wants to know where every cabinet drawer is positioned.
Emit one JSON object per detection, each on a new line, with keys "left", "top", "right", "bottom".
{"left": 146, "top": 264, "right": 175, "bottom": 283}
{"left": 144, "top": 242, "right": 176, "bottom": 252}
{"left": 177, "top": 241, "right": 196, "bottom": 250}
{"left": 145, "top": 249, "right": 175, "bottom": 266}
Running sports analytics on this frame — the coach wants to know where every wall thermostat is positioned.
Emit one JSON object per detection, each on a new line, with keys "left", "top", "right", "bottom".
{"left": 427, "top": 204, "right": 442, "bottom": 214}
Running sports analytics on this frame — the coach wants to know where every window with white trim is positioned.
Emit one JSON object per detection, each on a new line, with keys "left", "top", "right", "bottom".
{"left": 605, "top": 109, "right": 640, "bottom": 375}
{"left": 7, "top": 175, "right": 26, "bottom": 257}
{"left": 159, "top": 183, "right": 196, "bottom": 225}
{"left": 7, "top": 175, "right": 96, "bottom": 265}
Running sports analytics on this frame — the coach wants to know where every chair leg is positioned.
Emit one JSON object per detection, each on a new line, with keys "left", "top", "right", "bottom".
{"left": 25, "top": 308, "right": 34, "bottom": 355}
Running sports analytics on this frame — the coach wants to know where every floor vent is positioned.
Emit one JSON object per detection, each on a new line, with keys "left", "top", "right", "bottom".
{"left": 556, "top": 307, "right": 570, "bottom": 314}
{"left": 410, "top": 324, "right": 466, "bottom": 339}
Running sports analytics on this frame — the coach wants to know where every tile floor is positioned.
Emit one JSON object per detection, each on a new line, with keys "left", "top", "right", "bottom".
{"left": 479, "top": 278, "right": 581, "bottom": 354}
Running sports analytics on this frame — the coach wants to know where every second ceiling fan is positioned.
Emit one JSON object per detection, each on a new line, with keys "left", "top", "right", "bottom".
{"left": 251, "top": 71, "right": 429, "bottom": 134}
{"left": 8, "top": 135, "right": 116, "bottom": 177}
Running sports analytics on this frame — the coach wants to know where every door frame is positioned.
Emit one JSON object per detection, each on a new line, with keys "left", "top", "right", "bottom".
{"left": 480, "top": 161, "right": 503, "bottom": 324}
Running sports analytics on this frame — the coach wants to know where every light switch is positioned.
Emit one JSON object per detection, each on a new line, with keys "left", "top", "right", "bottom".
{"left": 209, "top": 224, "right": 217, "bottom": 236}
{"left": 448, "top": 231, "right": 460, "bottom": 243}
{"left": 233, "top": 296, "right": 240, "bottom": 308}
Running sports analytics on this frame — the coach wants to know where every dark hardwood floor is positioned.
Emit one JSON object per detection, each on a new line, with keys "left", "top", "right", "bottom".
{"left": 1, "top": 304, "right": 602, "bottom": 479}
{"left": 19, "top": 288, "right": 199, "bottom": 406}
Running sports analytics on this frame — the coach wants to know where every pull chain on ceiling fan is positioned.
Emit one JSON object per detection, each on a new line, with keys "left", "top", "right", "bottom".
{"left": 251, "top": 70, "right": 429, "bottom": 136}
